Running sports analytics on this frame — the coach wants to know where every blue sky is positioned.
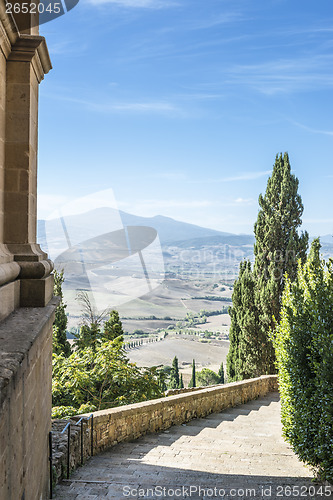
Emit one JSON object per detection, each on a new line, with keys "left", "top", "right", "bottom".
{"left": 38, "top": 0, "right": 333, "bottom": 236}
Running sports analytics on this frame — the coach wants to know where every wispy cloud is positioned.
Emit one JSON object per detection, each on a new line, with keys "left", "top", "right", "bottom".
{"left": 220, "top": 170, "right": 272, "bottom": 182}
{"left": 234, "top": 197, "right": 255, "bottom": 205}
{"left": 86, "top": 0, "right": 178, "bottom": 8}
{"left": 184, "top": 11, "right": 246, "bottom": 31}
{"left": 191, "top": 170, "right": 271, "bottom": 184}
{"left": 47, "top": 40, "right": 89, "bottom": 56}
{"left": 106, "top": 101, "right": 178, "bottom": 113}
{"left": 150, "top": 171, "right": 188, "bottom": 181}
{"left": 225, "top": 55, "right": 333, "bottom": 95}
{"left": 48, "top": 94, "right": 181, "bottom": 115}
{"left": 290, "top": 120, "right": 333, "bottom": 137}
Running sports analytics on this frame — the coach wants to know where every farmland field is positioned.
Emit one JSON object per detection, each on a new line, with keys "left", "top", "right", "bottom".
{"left": 128, "top": 335, "right": 229, "bottom": 385}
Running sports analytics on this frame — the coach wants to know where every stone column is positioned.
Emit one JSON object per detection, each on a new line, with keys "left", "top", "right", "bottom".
{"left": 0, "top": 8, "right": 21, "bottom": 320}
{"left": 4, "top": 35, "right": 53, "bottom": 307}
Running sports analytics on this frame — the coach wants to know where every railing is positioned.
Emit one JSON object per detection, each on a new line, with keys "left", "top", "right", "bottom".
{"left": 48, "top": 414, "right": 94, "bottom": 499}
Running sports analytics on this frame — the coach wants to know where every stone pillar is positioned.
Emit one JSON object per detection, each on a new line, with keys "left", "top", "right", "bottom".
{"left": 4, "top": 35, "right": 53, "bottom": 308}
{"left": 0, "top": 8, "right": 21, "bottom": 320}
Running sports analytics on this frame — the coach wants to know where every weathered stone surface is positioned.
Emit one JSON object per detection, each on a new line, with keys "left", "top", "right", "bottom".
{"left": 55, "top": 392, "right": 332, "bottom": 499}
{"left": 0, "top": 299, "right": 58, "bottom": 499}
{"left": 0, "top": 4, "right": 53, "bottom": 500}
{"left": 51, "top": 376, "right": 278, "bottom": 488}
{"left": 51, "top": 419, "right": 93, "bottom": 485}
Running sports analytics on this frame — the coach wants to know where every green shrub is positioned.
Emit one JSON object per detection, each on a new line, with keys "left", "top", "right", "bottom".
{"left": 196, "top": 368, "right": 219, "bottom": 387}
{"left": 52, "top": 406, "right": 78, "bottom": 419}
{"left": 274, "top": 239, "right": 333, "bottom": 482}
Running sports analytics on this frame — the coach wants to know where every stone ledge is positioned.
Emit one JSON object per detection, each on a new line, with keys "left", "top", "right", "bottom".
{"left": 79, "top": 376, "right": 277, "bottom": 422}
{"left": 0, "top": 296, "right": 59, "bottom": 408}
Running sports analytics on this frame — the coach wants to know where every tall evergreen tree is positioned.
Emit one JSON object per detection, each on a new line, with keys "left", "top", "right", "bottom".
{"left": 179, "top": 374, "right": 184, "bottom": 389}
{"left": 254, "top": 152, "right": 308, "bottom": 331}
{"left": 189, "top": 359, "right": 196, "bottom": 388}
{"left": 218, "top": 361, "right": 225, "bottom": 384}
{"left": 226, "top": 261, "right": 262, "bottom": 380}
{"left": 169, "top": 356, "right": 180, "bottom": 389}
{"left": 227, "top": 153, "right": 308, "bottom": 380}
{"left": 253, "top": 152, "right": 308, "bottom": 373}
{"left": 53, "top": 270, "right": 71, "bottom": 357}
{"left": 102, "top": 310, "right": 124, "bottom": 343}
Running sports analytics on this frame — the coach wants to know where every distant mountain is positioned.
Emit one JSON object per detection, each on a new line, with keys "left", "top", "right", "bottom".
{"left": 37, "top": 207, "right": 332, "bottom": 254}
{"left": 37, "top": 207, "right": 240, "bottom": 248}
{"left": 118, "top": 211, "right": 233, "bottom": 245}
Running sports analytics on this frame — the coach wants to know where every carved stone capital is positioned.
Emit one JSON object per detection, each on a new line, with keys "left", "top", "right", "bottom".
{"left": 8, "top": 34, "right": 52, "bottom": 82}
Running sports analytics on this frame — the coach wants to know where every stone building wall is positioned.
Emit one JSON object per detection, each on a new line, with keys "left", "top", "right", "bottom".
{"left": 0, "top": 300, "right": 57, "bottom": 499}
{"left": 0, "top": 3, "right": 54, "bottom": 499}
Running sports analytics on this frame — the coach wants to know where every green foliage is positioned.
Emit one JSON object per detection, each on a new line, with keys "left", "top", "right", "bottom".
{"left": 227, "top": 261, "right": 265, "bottom": 381}
{"left": 196, "top": 368, "right": 219, "bottom": 387}
{"left": 254, "top": 152, "right": 308, "bottom": 372}
{"left": 73, "top": 323, "right": 100, "bottom": 352}
{"left": 169, "top": 356, "right": 180, "bottom": 389}
{"left": 218, "top": 362, "right": 225, "bottom": 384}
{"left": 103, "top": 310, "right": 124, "bottom": 342}
{"left": 51, "top": 405, "right": 78, "bottom": 419}
{"left": 179, "top": 374, "right": 184, "bottom": 389}
{"left": 51, "top": 402, "right": 97, "bottom": 419}
{"left": 274, "top": 239, "right": 333, "bottom": 482}
{"left": 188, "top": 359, "right": 196, "bottom": 388}
{"left": 53, "top": 270, "right": 71, "bottom": 357}
{"left": 227, "top": 153, "right": 308, "bottom": 381}
{"left": 52, "top": 339, "right": 164, "bottom": 417}
{"left": 157, "top": 369, "right": 168, "bottom": 392}
{"left": 73, "top": 310, "right": 124, "bottom": 352}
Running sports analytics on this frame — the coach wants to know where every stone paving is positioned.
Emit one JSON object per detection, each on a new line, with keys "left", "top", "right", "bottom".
{"left": 55, "top": 393, "right": 332, "bottom": 499}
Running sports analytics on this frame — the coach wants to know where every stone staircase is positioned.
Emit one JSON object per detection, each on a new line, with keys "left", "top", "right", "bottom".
{"left": 54, "top": 393, "right": 331, "bottom": 499}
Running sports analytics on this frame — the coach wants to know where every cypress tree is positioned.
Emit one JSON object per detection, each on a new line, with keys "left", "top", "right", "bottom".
{"left": 218, "top": 361, "right": 225, "bottom": 384}
{"left": 227, "top": 261, "right": 262, "bottom": 380}
{"left": 53, "top": 270, "right": 71, "bottom": 357}
{"left": 253, "top": 152, "right": 308, "bottom": 373}
{"left": 169, "top": 356, "right": 180, "bottom": 389}
{"left": 227, "top": 153, "right": 308, "bottom": 379}
{"left": 189, "top": 359, "right": 196, "bottom": 388}
{"left": 179, "top": 374, "right": 184, "bottom": 389}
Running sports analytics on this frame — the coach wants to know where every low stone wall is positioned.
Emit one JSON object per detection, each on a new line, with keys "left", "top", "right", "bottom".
{"left": 0, "top": 298, "right": 58, "bottom": 500}
{"left": 79, "top": 375, "right": 278, "bottom": 456}
{"left": 166, "top": 385, "right": 220, "bottom": 396}
{"left": 51, "top": 418, "right": 92, "bottom": 485}
{"left": 52, "top": 376, "right": 278, "bottom": 484}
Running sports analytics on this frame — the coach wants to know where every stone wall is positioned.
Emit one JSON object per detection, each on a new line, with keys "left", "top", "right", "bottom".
{"left": 51, "top": 375, "right": 277, "bottom": 483}
{"left": 166, "top": 385, "right": 220, "bottom": 396}
{"left": 0, "top": 4, "right": 54, "bottom": 500}
{"left": 51, "top": 418, "right": 92, "bottom": 485}
{"left": 87, "top": 375, "right": 278, "bottom": 455}
{"left": 0, "top": 298, "right": 58, "bottom": 500}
